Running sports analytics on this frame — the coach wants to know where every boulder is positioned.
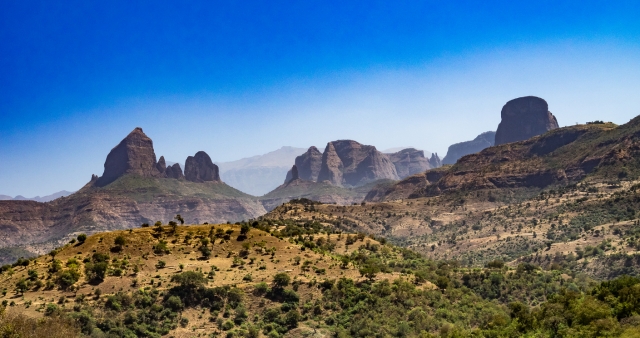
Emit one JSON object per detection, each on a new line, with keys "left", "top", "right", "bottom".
{"left": 96, "top": 127, "right": 160, "bottom": 187}
{"left": 387, "top": 148, "right": 432, "bottom": 178}
{"left": 495, "top": 96, "right": 559, "bottom": 145}
{"left": 442, "top": 131, "right": 496, "bottom": 165}
{"left": 184, "top": 151, "right": 220, "bottom": 183}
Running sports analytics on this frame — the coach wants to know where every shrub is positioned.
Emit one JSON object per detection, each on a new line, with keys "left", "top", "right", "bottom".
{"left": 77, "top": 234, "right": 87, "bottom": 243}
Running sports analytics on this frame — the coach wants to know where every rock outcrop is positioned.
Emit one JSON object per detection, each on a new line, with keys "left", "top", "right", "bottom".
{"left": 295, "top": 146, "right": 323, "bottom": 181}
{"left": 156, "top": 156, "right": 167, "bottom": 173}
{"left": 317, "top": 143, "right": 344, "bottom": 185}
{"left": 429, "top": 153, "right": 442, "bottom": 168}
{"left": 165, "top": 163, "right": 184, "bottom": 179}
{"left": 387, "top": 148, "right": 432, "bottom": 178}
{"left": 442, "top": 131, "right": 496, "bottom": 165}
{"left": 96, "top": 127, "right": 161, "bottom": 186}
{"left": 285, "top": 165, "right": 299, "bottom": 184}
{"left": 495, "top": 96, "right": 559, "bottom": 145}
{"left": 185, "top": 151, "right": 221, "bottom": 183}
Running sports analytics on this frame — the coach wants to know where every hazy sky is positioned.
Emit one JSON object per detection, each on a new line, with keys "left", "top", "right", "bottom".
{"left": 1, "top": 1, "right": 640, "bottom": 197}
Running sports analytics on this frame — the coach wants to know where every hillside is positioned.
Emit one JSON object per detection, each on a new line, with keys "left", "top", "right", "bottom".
{"left": 260, "top": 179, "right": 393, "bottom": 211}
{"left": 2, "top": 217, "right": 640, "bottom": 337}
{"left": 368, "top": 121, "right": 629, "bottom": 202}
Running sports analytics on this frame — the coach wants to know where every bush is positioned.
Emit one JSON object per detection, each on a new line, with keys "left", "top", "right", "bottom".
{"left": 77, "top": 234, "right": 87, "bottom": 243}
{"left": 272, "top": 273, "right": 290, "bottom": 289}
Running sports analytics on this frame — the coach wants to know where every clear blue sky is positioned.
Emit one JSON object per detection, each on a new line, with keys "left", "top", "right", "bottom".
{"left": 1, "top": 1, "right": 640, "bottom": 197}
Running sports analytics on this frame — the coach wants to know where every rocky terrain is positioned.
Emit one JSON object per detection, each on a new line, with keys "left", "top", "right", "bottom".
{"left": 0, "top": 128, "right": 267, "bottom": 263}
{"left": 442, "top": 131, "right": 495, "bottom": 165}
{"left": 386, "top": 148, "right": 433, "bottom": 178}
{"left": 495, "top": 96, "right": 559, "bottom": 145}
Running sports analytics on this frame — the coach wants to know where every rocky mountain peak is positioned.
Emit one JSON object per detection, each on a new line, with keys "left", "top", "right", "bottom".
{"left": 495, "top": 96, "right": 559, "bottom": 145}
{"left": 96, "top": 127, "right": 160, "bottom": 187}
{"left": 387, "top": 148, "right": 432, "bottom": 178}
{"left": 429, "top": 153, "right": 442, "bottom": 168}
{"left": 185, "top": 151, "right": 220, "bottom": 183}
{"left": 295, "top": 146, "right": 323, "bottom": 181}
{"left": 316, "top": 140, "right": 398, "bottom": 186}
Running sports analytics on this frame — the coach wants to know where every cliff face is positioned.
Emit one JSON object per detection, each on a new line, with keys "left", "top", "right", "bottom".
{"left": 495, "top": 96, "right": 559, "bottom": 145}
{"left": 96, "top": 127, "right": 161, "bottom": 186}
{"left": 316, "top": 140, "right": 399, "bottom": 186}
{"left": 442, "top": 131, "right": 496, "bottom": 165}
{"left": 295, "top": 146, "right": 323, "bottom": 181}
{"left": 185, "top": 151, "right": 221, "bottom": 183}
{"left": 387, "top": 148, "right": 432, "bottom": 179}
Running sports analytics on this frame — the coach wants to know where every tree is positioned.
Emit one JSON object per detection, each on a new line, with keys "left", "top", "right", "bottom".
{"left": 272, "top": 272, "right": 290, "bottom": 289}
{"left": 15, "top": 278, "right": 29, "bottom": 294}
{"left": 77, "top": 234, "right": 87, "bottom": 243}
{"left": 154, "top": 221, "right": 162, "bottom": 227}
{"left": 175, "top": 214, "right": 185, "bottom": 225}
{"left": 169, "top": 221, "right": 178, "bottom": 233}
{"left": 171, "top": 271, "right": 207, "bottom": 289}
{"left": 114, "top": 235, "right": 126, "bottom": 247}
{"left": 240, "top": 223, "right": 251, "bottom": 235}
{"left": 359, "top": 262, "right": 381, "bottom": 281}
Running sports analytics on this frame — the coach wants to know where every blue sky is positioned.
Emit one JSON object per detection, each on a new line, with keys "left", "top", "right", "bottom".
{"left": 1, "top": 1, "right": 640, "bottom": 197}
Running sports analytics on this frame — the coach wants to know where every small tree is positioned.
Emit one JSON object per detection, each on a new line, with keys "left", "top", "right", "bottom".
{"left": 175, "top": 214, "right": 185, "bottom": 225}
{"left": 154, "top": 221, "right": 162, "bottom": 227}
{"left": 169, "top": 221, "right": 178, "bottom": 233}
{"left": 272, "top": 272, "right": 290, "bottom": 289}
{"left": 240, "top": 223, "right": 251, "bottom": 235}
{"left": 77, "top": 234, "right": 87, "bottom": 243}
{"left": 114, "top": 235, "right": 126, "bottom": 247}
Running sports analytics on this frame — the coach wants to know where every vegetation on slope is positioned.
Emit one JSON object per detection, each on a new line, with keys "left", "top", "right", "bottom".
{"left": 2, "top": 216, "right": 640, "bottom": 337}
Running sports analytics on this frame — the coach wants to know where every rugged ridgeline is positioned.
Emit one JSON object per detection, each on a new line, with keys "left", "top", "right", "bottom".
{"left": 0, "top": 128, "right": 266, "bottom": 263}
{"left": 368, "top": 96, "right": 571, "bottom": 201}
{"left": 268, "top": 141, "right": 424, "bottom": 210}
{"left": 442, "top": 131, "right": 496, "bottom": 165}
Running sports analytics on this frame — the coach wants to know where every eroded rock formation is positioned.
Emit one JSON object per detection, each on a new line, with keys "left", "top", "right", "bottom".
{"left": 185, "top": 151, "right": 220, "bottom": 183}
{"left": 495, "top": 96, "right": 559, "bottom": 145}
{"left": 388, "top": 148, "right": 432, "bottom": 178}
{"left": 96, "top": 127, "right": 160, "bottom": 186}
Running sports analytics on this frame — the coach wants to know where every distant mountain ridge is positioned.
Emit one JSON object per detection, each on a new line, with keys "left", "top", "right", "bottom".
{"left": 216, "top": 146, "right": 307, "bottom": 196}
{"left": 0, "top": 190, "right": 74, "bottom": 203}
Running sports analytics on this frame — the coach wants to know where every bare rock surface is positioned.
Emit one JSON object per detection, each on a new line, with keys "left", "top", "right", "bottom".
{"left": 442, "top": 131, "right": 496, "bottom": 165}
{"left": 185, "top": 151, "right": 221, "bottom": 183}
{"left": 387, "top": 148, "right": 432, "bottom": 178}
{"left": 96, "top": 127, "right": 160, "bottom": 186}
{"left": 495, "top": 96, "right": 559, "bottom": 145}
{"left": 295, "top": 146, "right": 323, "bottom": 181}
{"left": 165, "top": 163, "right": 184, "bottom": 179}
{"left": 429, "top": 153, "right": 442, "bottom": 168}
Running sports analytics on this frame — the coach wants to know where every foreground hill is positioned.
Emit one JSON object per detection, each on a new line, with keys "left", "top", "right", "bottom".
{"left": 2, "top": 217, "right": 640, "bottom": 337}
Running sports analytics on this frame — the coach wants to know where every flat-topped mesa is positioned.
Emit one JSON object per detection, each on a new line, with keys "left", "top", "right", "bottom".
{"left": 317, "top": 140, "right": 399, "bottom": 187}
{"left": 388, "top": 148, "right": 432, "bottom": 178}
{"left": 495, "top": 96, "right": 559, "bottom": 146}
{"left": 185, "top": 151, "right": 221, "bottom": 183}
{"left": 96, "top": 127, "right": 161, "bottom": 187}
